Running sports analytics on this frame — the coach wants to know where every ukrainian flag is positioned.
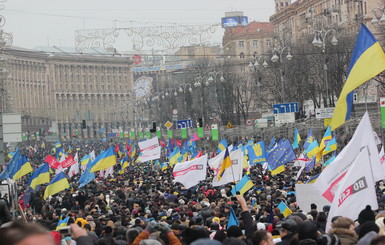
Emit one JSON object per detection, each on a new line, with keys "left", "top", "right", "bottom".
{"left": 323, "top": 136, "right": 337, "bottom": 155}
{"left": 80, "top": 154, "right": 91, "bottom": 166}
{"left": 161, "top": 162, "right": 168, "bottom": 171}
{"left": 169, "top": 148, "right": 181, "bottom": 167}
{"left": 278, "top": 201, "right": 292, "bottom": 217}
{"left": 323, "top": 153, "right": 336, "bottom": 167}
{"left": 44, "top": 172, "right": 70, "bottom": 199}
{"left": 217, "top": 148, "right": 232, "bottom": 181}
{"left": 292, "top": 128, "right": 301, "bottom": 149}
{"left": 217, "top": 139, "right": 228, "bottom": 153}
{"left": 231, "top": 175, "right": 254, "bottom": 195}
{"left": 54, "top": 142, "right": 62, "bottom": 148}
{"left": 303, "top": 129, "right": 314, "bottom": 150}
{"left": 0, "top": 149, "right": 21, "bottom": 180}
{"left": 89, "top": 147, "right": 117, "bottom": 173}
{"left": 12, "top": 155, "right": 33, "bottom": 181}
{"left": 319, "top": 126, "right": 332, "bottom": 150}
{"left": 331, "top": 24, "right": 385, "bottom": 130}
{"left": 305, "top": 140, "right": 319, "bottom": 159}
{"left": 56, "top": 217, "right": 69, "bottom": 230}
{"left": 28, "top": 163, "right": 50, "bottom": 189}
{"left": 118, "top": 156, "right": 129, "bottom": 174}
{"left": 130, "top": 147, "right": 136, "bottom": 158}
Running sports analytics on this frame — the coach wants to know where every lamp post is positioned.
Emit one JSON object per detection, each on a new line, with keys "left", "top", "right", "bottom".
{"left": 249, "top": 56, "right": 268, "bottom": 112}
{"left": 271, "top": 45, "right": 292, "bottom": 102}
{"left": 312, "top": 27, "right": 338, "bottom": 107}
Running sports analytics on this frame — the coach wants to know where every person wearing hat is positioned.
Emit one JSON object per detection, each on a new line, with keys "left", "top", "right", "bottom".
{"left": 276, "top": 219, "right": 298, "bottom": 245}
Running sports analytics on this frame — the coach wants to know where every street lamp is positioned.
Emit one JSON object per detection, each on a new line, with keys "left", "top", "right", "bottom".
{"left": 312, "top": 27, "right": 338, "bottom": 107}
{"left": 271, "top": 45, "right": 292, "bottom": 102}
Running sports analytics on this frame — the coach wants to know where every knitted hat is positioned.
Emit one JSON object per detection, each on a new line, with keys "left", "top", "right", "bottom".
{"left": 227, "top": 225, "right": 243, "bottom": 238}
{"left": 358, "top": 205, "right": 375, "bottom": 225}
{"left": 317, "top": 234, "right": 341, "bottom": 245}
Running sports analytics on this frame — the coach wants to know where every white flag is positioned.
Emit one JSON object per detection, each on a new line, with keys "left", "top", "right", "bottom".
{"left": 208, "top": 145, "right": 233, "bottom": 173}
{"left": 212, "top": 148, "right": 243, "bottom": 187}
{"left": 374, "top": 131, "right": 382, "bottom": 145}
{"left": 104, "top": 166, "right": 114, "bottom": 178}
{"left": 173, "top": 155, "right": 207, "bottom": 189}
{"left": 293, "top": 154, "right": 308, "bottom": 167}
{"left": 139, "top": 137, "right": 161, "bottom": 162}
{"left": 326, "top": 148, "right": 378, "bottom": 232}
{"left": 68, "top": 153, "right": 79, "bottom": 177}
{"left": 313, "top": 112, "right": 384, "bottom": 203}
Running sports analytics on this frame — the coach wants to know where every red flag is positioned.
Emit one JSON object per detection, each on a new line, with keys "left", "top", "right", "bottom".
{"left": 45, "top": 155, "right": 61, "bottom": 169}
{"left": 176, "top": 140, "right": 182, "bottom": 147}
{"left": 61, "top": 155, "right": 76, "bottom": 169}
{"left": 114, "top": 143, "right": 120, "bottom": 153}
{"left": 196, "top": 150, "right": 203, "bottom": 158}
{"left": 159, "top": 140, "right": 166, "bottom": 147}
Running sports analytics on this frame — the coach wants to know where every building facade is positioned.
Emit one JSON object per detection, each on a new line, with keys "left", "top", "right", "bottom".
{"left": 4, "top": 47, "right": 133, "bottom": 140}
{"left": 270, "top": 0, "right": 377, "bottom": 43}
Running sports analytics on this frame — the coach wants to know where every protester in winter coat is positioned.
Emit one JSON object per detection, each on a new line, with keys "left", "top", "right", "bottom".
{"left": 329, "top": 217, "right": 358, "bottom": 245}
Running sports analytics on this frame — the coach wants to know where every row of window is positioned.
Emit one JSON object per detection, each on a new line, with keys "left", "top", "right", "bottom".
{"left": 238, "top": 40, "right": 272, "bottom": 48}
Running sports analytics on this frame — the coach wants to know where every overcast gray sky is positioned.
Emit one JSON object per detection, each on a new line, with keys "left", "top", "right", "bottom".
{"left": 3, "top": 0, "right": 275, "bottom": 51}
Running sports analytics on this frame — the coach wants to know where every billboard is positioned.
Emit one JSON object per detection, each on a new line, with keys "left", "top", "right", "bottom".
{"left": 2, "top": 114, "right": 22, "bottom": 143}
{"left": 221, "top": 16, "right": 248, "bottom": 28}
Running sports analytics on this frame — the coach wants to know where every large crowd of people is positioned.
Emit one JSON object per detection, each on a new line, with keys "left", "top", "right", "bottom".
{"left": 0, "top": 139, "right": 385, "bottom": 245}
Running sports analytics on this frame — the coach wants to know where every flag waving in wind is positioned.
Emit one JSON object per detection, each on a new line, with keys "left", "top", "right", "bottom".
{"left": 330, "top": 24, "right": 385, "bottom": 130}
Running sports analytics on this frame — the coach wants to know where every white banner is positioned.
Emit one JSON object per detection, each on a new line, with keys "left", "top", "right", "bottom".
{"left": 212, "top": 148, "right": 243, "bottom": 187}
{"left": 208, "top": 145, "right": 233, "bottom": 172}
{"left": 173, "top": 155, "right": 208, "bottom": 189}
{"left": 139, "top": 137, "right": 161, "bottom": 162}
{"left": 326, "top": 148, "right": 378, "bottom": 232}
{"left": 313, "top": 112, "right": 384, "bottom": 203}
{"left": 295, "top": 184, "right": 330, "bottom": 214}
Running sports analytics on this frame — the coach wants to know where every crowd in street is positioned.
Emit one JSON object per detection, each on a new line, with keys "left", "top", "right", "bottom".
{"left": 0, "top": 139, "right": 385, "bottom": 245}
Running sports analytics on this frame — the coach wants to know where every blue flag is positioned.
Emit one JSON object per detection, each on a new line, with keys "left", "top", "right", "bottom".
{"left": 247, "top": 142, "right": 267, "bottom": 165}
{"left": 227, "top": 207, "right": 239, "bottom": 229}
{"left": 266, "top": 139, "right": 296, "bottom": 171}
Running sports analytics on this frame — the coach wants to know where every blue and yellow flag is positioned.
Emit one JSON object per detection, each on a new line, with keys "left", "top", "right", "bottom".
{"left": 169, "top": 148, "right": 181, "bottom": 167}
{"left": 12, "top": 155, "right": 33, "bottom": 181}
{"left": 323, "top": 153, "right": 336, "bottom": 167}
{"left": 161, "top": 162, "right": 168, "bottom": 171}
{"left": 320, "top": 126, "right": 332, "bottom": 150}
{"left": 323, "top": 136, "right": 337, "bottom": 155}
{"left": 266, "top": 140, "right": 296, "bottom": 175}
{"left": 217, "top": 148, "right": 232, "bottom": 180}
{"left": 305, "top": 140, "right": 319, "bottom": 159}
{"left": 79, "top": 164, "right": 95, "bottom": 188}
{"left": 303, "top": 129, "right": 314, "bottom": 150}
{"left": 247, "top": 142, "right": 267, "bottom": 165}
{"left": 217, "top": 139, "right": 228, "bottom": 153}
{"left": 292, "top": 128, "right": 301, "bottom": 149}
{"left": 306, "top": 173, "right": 321, "bottom": 183}
{"left": 44, "top": 172, "right": 70, "bottom": 199}
{"left": 89, "top": 147, "right": 117, "bottom": 173}
{"left": 118, "top": 155, "right": 129, "bottom": 174}
{"left": 0, "top": 149, "right": 21, "bottom": 180}
{"left": 278, "top": 201, "right": 292, "bottom": 217}
{"left": 331, "top": 24, "right": 385, "bottom": 130}
{"left": 28, "top": 163, "right": 50, "bottom": 189}
{"left": 56, "top": 217, "right": 70, "bottom": 231}
{"left": 231, "top": 175, "right": 254, "bottom": 195}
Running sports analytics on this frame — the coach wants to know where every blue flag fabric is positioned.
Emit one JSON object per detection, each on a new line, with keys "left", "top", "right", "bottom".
{"left": 227, "top": 207, "right": 239, "bottom": 229}
{"left": 0, "top": 149, "right": 22, "bottom": 180}
{"left": 267, "top": 137, "right": 276, "bottom": 151}
{"left": 79, "top": 163, "right": 95, "bottom": 188}
{"left": 247, "top": 142, "right": 267, "bottom": 165}
{"left": 22, "top": 187, "right": 34, "bottom": 206}
{"left": 303, "top": 129, "right": 314, "bottom": 150}
{"left": 305, "top": 157, "right": 316, "bottom": 172}
{"left": 266, "top": 139, "right": 296, "bottom": 171}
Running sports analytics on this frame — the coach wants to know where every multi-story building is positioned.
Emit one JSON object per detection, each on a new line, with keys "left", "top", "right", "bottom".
{"left": 4, "top": 47, "right": 133, "bottom": 140}
{"left": 223, "top": 21, "right": 274, "bottom": 60}
{"left": 270, "top": 0, "right": 377, "bottom": 43}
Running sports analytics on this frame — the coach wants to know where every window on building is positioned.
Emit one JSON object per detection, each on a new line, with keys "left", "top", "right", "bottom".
{"left": 266, "top": 39, "right": 272, "bottom": 47}
{"left": 240, "top": 52, "right": 245, "bottom": 59}
{"left": 285, "top": 2, "right": 289, "bottom": 6}
{"left": 280, "top": 2, "right": 284, "bottom": 7}
{"left": 253, "top": 40, "right": 258, "bottom": 47}
{"left": 239, "top": 41, "right": 244, "bottom": 48}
